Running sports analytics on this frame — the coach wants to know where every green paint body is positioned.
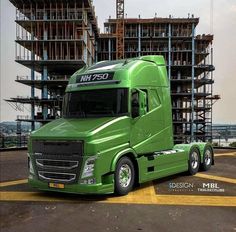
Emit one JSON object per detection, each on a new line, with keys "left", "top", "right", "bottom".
{"left": 28, "top": 55, "right": 212, "bottom": 194}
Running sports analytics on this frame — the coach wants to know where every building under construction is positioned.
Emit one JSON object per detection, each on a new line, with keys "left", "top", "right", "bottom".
{"left": 98, "top": 15, "right": 219, "bottom": 143}
{"left": 6, "top": 0, "right": 219, "bottom": 144}
{"left": 7, "top": 0, "right": 99, "bottom": 132}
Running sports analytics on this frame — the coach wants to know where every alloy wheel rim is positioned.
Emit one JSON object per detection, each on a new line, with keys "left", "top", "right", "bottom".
{"left": 119, "top": 164, "right": 132, "bottom": 188}
{"left": 191, "top": 151, "right": 199, "bottom": 169}
{"left": 205, "top": 149, "right": 211, "bottom": 165}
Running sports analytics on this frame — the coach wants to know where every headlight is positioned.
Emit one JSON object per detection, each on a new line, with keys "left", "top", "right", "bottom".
{"left": 81, "top": 156, "right": 96, "bottom": 178}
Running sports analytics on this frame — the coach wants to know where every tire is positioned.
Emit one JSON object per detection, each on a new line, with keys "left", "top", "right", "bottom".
{"left": 188, "top": 147, "right": 200, "bottom": 175}
{"left": 201, "top": 146, "right": 213, "bottom": 171}
{"left": 114, "top": 157, "right": 135, "bottom": 196}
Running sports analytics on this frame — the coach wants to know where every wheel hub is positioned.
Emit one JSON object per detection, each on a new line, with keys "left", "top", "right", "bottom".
{"left": 191, "top": 152, "right": 199, "bottom": 169}
{"left": 119, "top": 164, "right": 132, "bottom": 188}
{"left": 205, "top": 149, "right": 211, "bottom": 165}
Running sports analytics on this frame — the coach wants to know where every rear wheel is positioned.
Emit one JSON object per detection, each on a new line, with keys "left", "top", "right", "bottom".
{"left": 201, "top": 146, "right": 213, "bottom": 171}
{"left": 114, "top": 157, "right": 135, "bottom": 196}
{"left": 188, "top": 147, "right": 200, "bottom": 175}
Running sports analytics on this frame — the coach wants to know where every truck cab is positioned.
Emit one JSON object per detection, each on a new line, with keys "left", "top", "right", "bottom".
{"left": 28, "top": 55, "right": 213, "bottom": 195}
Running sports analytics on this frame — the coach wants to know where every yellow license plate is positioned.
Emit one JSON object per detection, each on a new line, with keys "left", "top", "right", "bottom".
{"left": 49, "top": 183, "right": 65, "bottom": 189}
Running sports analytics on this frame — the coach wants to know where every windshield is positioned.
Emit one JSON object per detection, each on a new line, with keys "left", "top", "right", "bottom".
{"left": 63, "top": 88, "right": 128, "bottom": 118}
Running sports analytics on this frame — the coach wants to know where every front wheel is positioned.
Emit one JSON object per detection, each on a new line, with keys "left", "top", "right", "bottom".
{"left": 114, "top": 157, "right": 135, "bottom": 196}
{"left": 188, "top": 147, "right": 200, "bottom": 175}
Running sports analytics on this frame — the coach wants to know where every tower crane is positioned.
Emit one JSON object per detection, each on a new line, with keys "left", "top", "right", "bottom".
{"left": 116, "top": 0, "right": 125, "bottom": 59}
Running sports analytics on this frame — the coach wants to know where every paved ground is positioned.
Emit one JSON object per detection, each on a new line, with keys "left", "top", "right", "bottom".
{"left": 0, "top": 149, "right": 236, "bottom": 232}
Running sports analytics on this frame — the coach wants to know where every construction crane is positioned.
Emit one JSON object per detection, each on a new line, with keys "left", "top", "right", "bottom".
{"left": 210, "top": 0, "right": 213, "bottom": 33}
{"left": 116, "top": 0, "right": 124, "bottom": 59}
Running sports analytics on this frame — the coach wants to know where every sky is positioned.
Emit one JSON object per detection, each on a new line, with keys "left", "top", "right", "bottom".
{"left": 0, "top": 0, "right": 236, "bottom": 123}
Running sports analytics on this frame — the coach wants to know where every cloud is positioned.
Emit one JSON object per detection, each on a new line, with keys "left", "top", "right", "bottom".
{"left": 230, "top": 4, "right": 236, "bottom": 12}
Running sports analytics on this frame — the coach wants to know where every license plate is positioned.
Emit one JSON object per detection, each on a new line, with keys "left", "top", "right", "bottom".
{"left": 49, "top": 183, "right": 65, "bottom": 189}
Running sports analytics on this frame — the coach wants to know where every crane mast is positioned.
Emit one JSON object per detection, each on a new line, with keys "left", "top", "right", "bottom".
{"left": 116, "top": 0, "right": 124, "bottom": 59}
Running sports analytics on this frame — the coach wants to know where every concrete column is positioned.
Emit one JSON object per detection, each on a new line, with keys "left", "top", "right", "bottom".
{"left": 210, "top": 45, "right": 214, "bottom": 142}
{"left": 31, "top": 31, "right": 35, "bottom": 130}
{"left": 43, "top": 6, "right": 47, "bottom": 20}
{"left": 31, "top": 68, "right": 35, "bottom": 130}
{"left": 138, "top": 24, "right": 141, "bottom": 56}
{"left": 108, "top": 24, "right": 111, "bottom": 61}
{"left": 42, "top": 10, "right": 48, "bottom": 121}
{"left": 43, "top": 6, "right": 48, "bottom": 40}
{"left": 42, "top": 66, "right": 48, "bottom": 120}
{"left": 83, "top": 31, "right": 87, "bottom": 63}
{"left": 108, "top": 39, "right": 111, "bottom": 61}
{"left": 95, "top": 41, "right": 98, "bottom": 63}
{"left": 191, "top": 23, "right": 195, "bottom": 142}
{"left": 168, "top": 23, "right": 171, "bottom": 82}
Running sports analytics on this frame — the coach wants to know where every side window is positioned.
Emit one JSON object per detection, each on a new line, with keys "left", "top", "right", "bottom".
{"left": 149, "top": 89, "right": 161, "bottom": 110}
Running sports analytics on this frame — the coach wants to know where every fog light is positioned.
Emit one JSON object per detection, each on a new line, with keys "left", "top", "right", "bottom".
{"left": 80, "top": 178, "right": 96, "bottom": 185}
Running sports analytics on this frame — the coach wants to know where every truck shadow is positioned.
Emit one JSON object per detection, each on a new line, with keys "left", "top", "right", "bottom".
{"left": 33, "top": 191, "right": 112, "bottom": 203}
{"left": 33, "top": 173, "right": 188, "bottom": 202}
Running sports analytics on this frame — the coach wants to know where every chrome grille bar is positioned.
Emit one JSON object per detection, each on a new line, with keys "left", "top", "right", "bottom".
{"left": 38, "top": 171, "right": 76, "bottom": 183}
{"left": 36, "top": 159, "right": 79, "bottom": 170}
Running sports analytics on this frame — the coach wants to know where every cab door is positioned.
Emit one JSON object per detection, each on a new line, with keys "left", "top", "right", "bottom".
{"left": 130, "top": 88, "right": 165, "bottom": 154}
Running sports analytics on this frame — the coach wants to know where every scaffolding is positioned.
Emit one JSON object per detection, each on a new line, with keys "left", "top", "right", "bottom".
{"left": 98, "top": 17, "right": 219, "bottom": 143}
{"left": 7, "top": 1, "right": 218, "bottom": 144}
{"left": 7, "top": 0, "right": 99, "bottom": 131}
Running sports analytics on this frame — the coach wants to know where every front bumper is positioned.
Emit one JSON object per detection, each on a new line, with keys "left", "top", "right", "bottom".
{"left": 28, "top": 139, "right": 115, "bottom": 194}
{"left": 28, "top": 176, "right": 114, "bottom": 195}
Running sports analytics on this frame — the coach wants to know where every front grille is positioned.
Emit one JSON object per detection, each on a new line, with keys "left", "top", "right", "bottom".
{"left": 36, "top": 159, "right": 79, "bottom": 170}
{"left": 32, "top": 140, "right": 83, "bottom": 184}
{"left": 38, "top": 171, "right": 76, "bottom": 182}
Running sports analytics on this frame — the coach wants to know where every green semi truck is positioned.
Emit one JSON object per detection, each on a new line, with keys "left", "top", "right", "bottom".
{"left": 28, "top": 55, "right": 214, "bottom": 195}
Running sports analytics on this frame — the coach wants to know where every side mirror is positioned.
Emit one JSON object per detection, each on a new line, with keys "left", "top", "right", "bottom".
{"left": 138, "top": 89, "right": 147, "bottom": 116}
{"left": 131, "top": 89, "right": 147, "bottom": 118}
{"left": 131, "top": 97, "right": 139, "bottom": 118}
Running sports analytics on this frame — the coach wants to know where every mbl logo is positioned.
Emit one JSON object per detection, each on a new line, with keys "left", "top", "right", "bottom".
{"left": 202, "top": 183, "right": 220, "bottom": 189}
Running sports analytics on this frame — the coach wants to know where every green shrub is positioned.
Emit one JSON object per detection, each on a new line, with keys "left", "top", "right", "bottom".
{"left": 229, "top": 141, "right": 236, "bottom": 147}
{"left": 212, "top": 142, "right": 219, "bottom": 147}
